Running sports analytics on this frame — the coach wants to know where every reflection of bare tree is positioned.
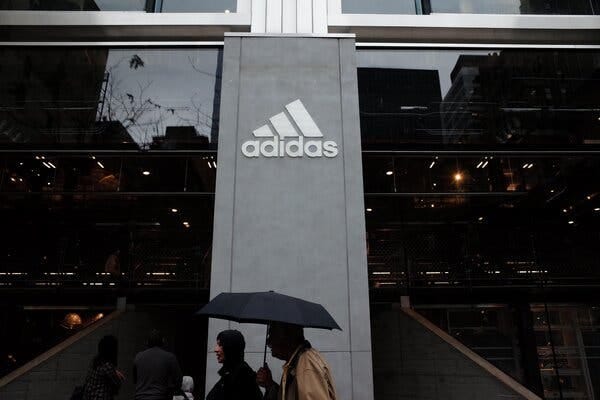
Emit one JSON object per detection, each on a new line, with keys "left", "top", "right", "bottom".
{"left": 100, "top": 54, "right": 217, "bottom": 148}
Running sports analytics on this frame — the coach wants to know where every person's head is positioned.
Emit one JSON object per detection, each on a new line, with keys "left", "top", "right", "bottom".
{"left": 181, "top": 376, "right": 194, "bottom": 393}
{"left": 267, "top": 322, "right": 305, "bottom": 361}
{"left": 94, "top": 334, "right": 118, "bottom": 367}
{"left": 215, "top": 329, "right": 245, "bottom": 368}
{"left": 147, "top": 329, "right": 165, "bottom": 348}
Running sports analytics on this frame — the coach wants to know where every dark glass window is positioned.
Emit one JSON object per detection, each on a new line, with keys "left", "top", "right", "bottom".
{"left": 0, "top": 153, "right": 217, "bottom": 288}
{"left": 0, "top": 47, "right": 221, "bottom": 289}
{"left": 0, "top": 0, "right": 237, "bottom": 12}
{"left": 358, "top": 50, "right": 600, "bottom": 150}
{"left": 158, "top": 0, "right": 236, "bottom": 13}
{"left": 0, "top": 0, "right": 147, "bottom": 11}
{"left": 0, "top": 47, "right": 222, "bottom": 150}
{"left": 362, "top": 49, "right": 600, "bottom": 399}
{"left": 342, "top": 0, "right": 419, "bottom": 14}
{"left": 429, "top": 0, "right": 598, "bottom": 14}
{"left": 341, "top": 0, "right": 599, "bottom": 14}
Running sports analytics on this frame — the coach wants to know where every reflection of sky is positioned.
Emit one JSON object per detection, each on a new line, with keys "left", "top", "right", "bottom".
{"left": 102, "top": 49, "right": 220, "bottom": 146}
{"left": 159, "top": 0, "right": 237, "bottom": 12}
{"left": 430, "top": 0, "right": 520, "bottom": 14}
{"left": 342, "top": 0, "right": 416, "bottom": 14}
{"left": 356, "top": 49, "right": 491, "bottom": 98}
{"left": 342, "top": 0, "right": 520, "bottom": 14}
{"left": 94, "top": 0, "right": 237, "bottom": 12}
{"left": 95, "top": 0, "right": 146, "bottom": 11}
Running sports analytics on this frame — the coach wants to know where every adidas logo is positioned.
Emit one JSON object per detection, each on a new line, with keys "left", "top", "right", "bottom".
{"left": 241, "top": 99, "right": 339, "bottom": 158}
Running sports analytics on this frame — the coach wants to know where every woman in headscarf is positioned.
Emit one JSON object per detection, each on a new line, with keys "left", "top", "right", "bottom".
{"left": 206, "top": 330, "right": 263, "bottom": 400}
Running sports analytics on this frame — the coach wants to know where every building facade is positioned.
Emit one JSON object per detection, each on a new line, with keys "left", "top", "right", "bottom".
{"left": 1, "top": 1, "right": 600, "bottom": 399}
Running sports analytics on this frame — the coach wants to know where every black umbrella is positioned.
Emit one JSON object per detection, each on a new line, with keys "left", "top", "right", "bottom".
{"left": 197, "top": 291, "right": 341, "bottom": 364}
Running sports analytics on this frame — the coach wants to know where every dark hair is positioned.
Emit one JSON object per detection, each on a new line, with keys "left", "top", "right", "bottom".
{"left": 269, "top": 322, "right": 305, "bottom": 344}
{"left": 93, "top": 335, "right": 118, "bottom": 367}
{"left": 217, "top": 330, "right": 245, "bottom": 369}
{"left": 147, "top": 329, "right": 165, "bottom": 348}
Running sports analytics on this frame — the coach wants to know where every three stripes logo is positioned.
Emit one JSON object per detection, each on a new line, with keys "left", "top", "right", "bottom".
{"left": 241, "top": 99, "right": 339, "bottom": 158}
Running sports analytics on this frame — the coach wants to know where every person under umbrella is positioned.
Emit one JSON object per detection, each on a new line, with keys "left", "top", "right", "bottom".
{"left": 197, "top": 291, "right": 341, "bottom": 365}
{"left": 256, "top": 322, "right": 338, "bottom": 400}
{"left": 206, "top": 329, "right": 263, "bottom": 400}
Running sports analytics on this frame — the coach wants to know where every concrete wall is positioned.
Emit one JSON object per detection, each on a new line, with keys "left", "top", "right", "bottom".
{"left": 208, "top": 34, "right": 373, "bottom": 400}
{"left": 371, "top": 307, "right": 528, "bottom": 400}
{"left": 0, "top": 309, "right": 201, "bottom": 400}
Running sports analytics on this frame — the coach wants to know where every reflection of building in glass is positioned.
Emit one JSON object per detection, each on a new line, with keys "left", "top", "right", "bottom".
{"left": 1, "top": 1, "right": 599, "bottom": 399}
{"left": 150, "top": 126, "right": 209, "bottom": 150}
{"left": 0, "top": 0, "right": 101, "bottom": 11}
{"left": 0, "top": 48, "right": 111, "bottom": 147}
{"left": 519, "top": 0, "right": 593, "bottom": 14}
{"left": 358, "top": 67, "right": 442, "bottom": 147}
{"left": 442, "top": 51, "right": 600, "bottom": 146}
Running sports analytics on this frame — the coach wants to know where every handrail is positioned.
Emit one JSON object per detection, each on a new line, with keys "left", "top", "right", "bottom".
{"left": 0, "top": 310, "right": 124, "bottom": 388}
{"left": 400, "top": 306, "right": 543, "bottom": 400}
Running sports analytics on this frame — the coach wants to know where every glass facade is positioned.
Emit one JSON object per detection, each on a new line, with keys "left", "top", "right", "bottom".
{"left": 1, "top": 1, "right": 599, "bottom": 396}
{"left": 0, "top": 47, "right": 222, "bottom": 150}
{"left": 429, "top": 0, "right": 599, "bottom": 14}
{"left": 342, "top": 0, "right": 419, "bottom": 15}
{"left": 343, "top": 0, "right": 600, "bottom": 14}
{"left": 359, "top": 48, "right": 600, "bottom": 399}
{"left": 0, "top": 47, "right": 221, "bottom": 380}
{"left": 0, "top": 0, "right": 237, "bottom": 12}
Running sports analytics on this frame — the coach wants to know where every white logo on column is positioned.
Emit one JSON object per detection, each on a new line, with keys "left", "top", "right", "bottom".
{"left": 241, "top": 100, "right": 339, "bottom": 158}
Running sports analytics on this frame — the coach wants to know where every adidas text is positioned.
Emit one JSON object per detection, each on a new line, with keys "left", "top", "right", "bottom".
{"left": 242, "top": 136, "right": 338, "bottom": 158}
{"left": 241, "top": 99, "right": 339, "bottom": 159}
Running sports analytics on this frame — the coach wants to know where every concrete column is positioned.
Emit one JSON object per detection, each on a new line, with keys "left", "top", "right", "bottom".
{"left": 206, "top": 34, "right": 373, "bottom": 400}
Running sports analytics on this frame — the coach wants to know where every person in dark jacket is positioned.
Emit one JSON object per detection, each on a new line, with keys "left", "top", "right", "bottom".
{"left": 133, "top": 330, "right": 182, "bottom": 400}
{"left": 206, "top": 329, "right": 263, "bottom": 400}
{"left": 83, "top": 335, "right": 125, "bottom": 400}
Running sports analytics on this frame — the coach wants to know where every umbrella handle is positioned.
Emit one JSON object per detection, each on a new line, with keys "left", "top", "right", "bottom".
{"left": 263, "top": 324, "right": 269, "bottom": 367}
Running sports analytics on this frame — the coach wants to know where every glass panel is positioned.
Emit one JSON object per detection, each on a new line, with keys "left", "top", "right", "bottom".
{"left": 0, "top": 0, "right": 147, "bottom": 11}
{"left": 342, "top": 0, "right": 418, "bottom": 14}
{"left": 158, "top": 0, "right": 236, "bottom": 13}
{"left": 532, "top": 305, "right": 597, "bottom": 399}
{"left": 0, "top": 155, "right": 216, "bottom": 289}
{"left": 418, "top": 306, "right": 521, "bottom": 380}
{"left": 364, "top": 155, "right": 600, "bottom": 289}
{"left": 357, "top": 50, "right": 600, "bottom": 150}
{"left": 0, "top": 308, "right": 113, "bottom": 376}
{"left": 429, "top": 0, "right": 597, "bottom": 15}
{"left": 0, "top": 47, "right": 222, "bottom": 150}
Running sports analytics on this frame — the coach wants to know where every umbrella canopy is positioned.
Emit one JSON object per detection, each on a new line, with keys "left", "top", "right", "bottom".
{"left": 197, "top": 291, "right": 341, "bottom": 330}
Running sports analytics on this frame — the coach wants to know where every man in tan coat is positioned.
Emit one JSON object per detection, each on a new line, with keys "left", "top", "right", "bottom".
{"left": 256, "top": 322, "right": 337, "bottom": 400}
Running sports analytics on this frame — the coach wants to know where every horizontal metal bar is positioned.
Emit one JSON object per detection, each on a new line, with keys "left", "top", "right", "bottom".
{"left": 224, "top": 32, "right": 356, "bottom": 38}
{"left": 362, "top": 150, "right": 600, "bottom": 155}
{"left": 356, "top": 43, "right": 600, "bottom": 49}
{"left": 3, "top": 41, "right": 600, "bottom": 49}
{"left": 0, "top": 11, "right": 251, "bottom": 26}
{"left": 364, "top": 192, "right": 527, "bottom": 196}
{"left": 0, "top": 191, "right": 215, "bottom": 196}
{"left": 0, "top": 149, "right": 217, "bottom": 155}
{"left": 330, "top": 13, "right": 600, "bottom": 30}
{"left": 0, "top": 41, "right": 224, "bottom": 46}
